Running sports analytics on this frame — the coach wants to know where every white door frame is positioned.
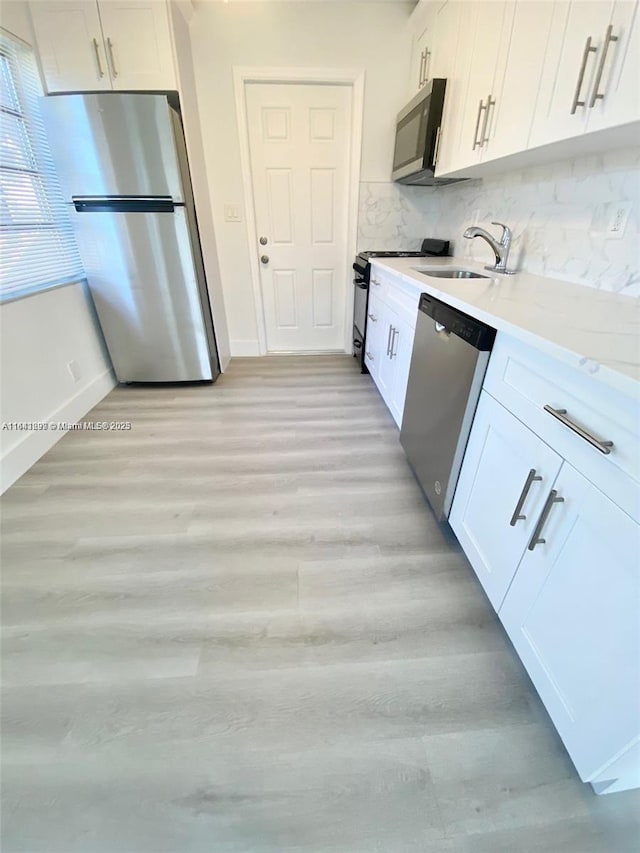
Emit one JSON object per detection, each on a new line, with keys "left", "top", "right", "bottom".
{"left": 233, "top": 66, "right": 365, "bottom": 356}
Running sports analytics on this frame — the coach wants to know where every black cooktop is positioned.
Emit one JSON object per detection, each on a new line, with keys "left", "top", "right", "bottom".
{"left": 358, "top": 250, "right": 428, "bottom": 259}
{"left": 357, "top": 239, "right": 450, "bottom": 263}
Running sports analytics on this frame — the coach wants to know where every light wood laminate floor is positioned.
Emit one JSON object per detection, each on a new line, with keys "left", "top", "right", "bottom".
{"left": 1, "top": 355, "right": 639, "bottom": 853}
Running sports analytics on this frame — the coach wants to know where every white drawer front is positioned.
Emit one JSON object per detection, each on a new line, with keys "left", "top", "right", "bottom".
{"left": 484, "top": 334, "right": 640, "bottom": 520}
{"left": 369, "top": 264, "right": 421, "bottom": 329}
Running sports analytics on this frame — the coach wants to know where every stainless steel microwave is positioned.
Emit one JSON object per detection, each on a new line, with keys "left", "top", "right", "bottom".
{"left": 392, "top": 78, "right": 460, "bottom": 186}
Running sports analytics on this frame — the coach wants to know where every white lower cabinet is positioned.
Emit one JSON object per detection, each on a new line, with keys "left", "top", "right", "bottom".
{"left": 499, "top": 462, "right": 640, "bottom": 786}
{"left": 369, "top": 302, "right": 416, "bottom": 429}
{"left": 364, "top": 275, "right": 417, "bottom": 429}
{"left": 451, "top": 332, "right": 640, "bottom": 793}
{"left": 449, "top": 391, "right": 563, "bottom": 609}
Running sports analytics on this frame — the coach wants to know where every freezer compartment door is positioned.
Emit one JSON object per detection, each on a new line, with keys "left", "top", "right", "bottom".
{"left": 40, "top": 94, "right": 184, "bottom": 201}
{"left": 71, "top": 206, "right": 213, "bottom": 382}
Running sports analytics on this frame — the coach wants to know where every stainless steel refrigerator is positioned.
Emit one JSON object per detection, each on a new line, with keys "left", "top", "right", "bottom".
{"left": 41, "top": 93, "right": 220, "bottom": 383}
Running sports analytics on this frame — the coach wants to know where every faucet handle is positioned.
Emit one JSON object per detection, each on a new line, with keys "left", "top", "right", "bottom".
{"left": 491, "top": 221, "right": 512, "bottom": 246}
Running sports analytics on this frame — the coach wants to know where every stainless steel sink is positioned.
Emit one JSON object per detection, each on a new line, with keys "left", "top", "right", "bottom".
{"left": 414, "top": 268, "right": 489, "bottom": 279}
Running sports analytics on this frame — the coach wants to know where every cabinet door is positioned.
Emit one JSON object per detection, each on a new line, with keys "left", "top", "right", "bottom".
{"left": 386, "top": 314, "right": 415, "bottom": 429}
{"left": 364, "top": 293, "right": 384, "bottom": 385}
{"left": 29, "top": 1, "right": 111, "bottom": 93}
{"left": 409, "top": 25, "right": 430, "bottom": 98}
{"left": 483, "top": 0, "right": 556, "bottom": 162}
{"left": 375, "top": 306, "right": 397, "bottom": 408}
{"left": 500, "top": 462, "right": 640, "bottom": 783}
{"left": 448, "top": 1, "right": 510, "bottom": 172}
{"left": 449, "top": 391, "right": 563, "bottom": 610}
{"left": 586, "top": 0, "right": 640, "bottom": 133}
{"left": 96, "top": 0, "right": 176, "bottom": 91}
{"left": 529, "top": 1, "right": 614, "bottom": 148}
{"left": 407, "top": 2, "right": 436, "bottom": 98}
{"left": 433, "top": 0, "right": 471, "bottom": 175}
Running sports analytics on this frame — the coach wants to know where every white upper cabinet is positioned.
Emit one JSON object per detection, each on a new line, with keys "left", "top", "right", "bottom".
{"left": 407, "top": 1, "right": 437, "bottom": 98}
{"left": 29, "top": 1, "right": 111, "bottom": 92}
{"left": 582, "top": 0, "right": 640, "bottom": 133}
{"left": 433, "top": 0, "right": 639, "bottom": 176}
{"left": 482, "top": 0, "right": 556, "bottom": 163}
{"left": 433, "top": 0, "right": 471, "bottom": 175}
{"left": 529, "top": 0, "right": 639, "bottom": 148}
{"left": 445, "top": 1, "right": 511, "bottom": 173}
{"left": 499, "top": 462, "right": 640, "bottom": 784}
{"left": 29, "top": 0, "right": 176, "bottom": 93}
{"left": 96, "top": 1, "right": 176, "bottom": 91}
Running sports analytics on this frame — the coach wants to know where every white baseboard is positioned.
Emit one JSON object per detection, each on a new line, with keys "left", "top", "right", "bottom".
{"left": 1, "top": 368, "right": 116, "bottom": 494}
{"left": 230, "top": 339, "right": 261, "bottom": 357}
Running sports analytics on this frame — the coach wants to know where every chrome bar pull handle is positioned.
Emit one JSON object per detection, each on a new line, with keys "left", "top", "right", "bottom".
{"left": 473, "top": 99, "right": 486, "bottom": 149}
{"left": 571, "top": 37, "right": 597, "bottom": 114}
{"left": 481, "top": 94, "right": 496, "bottom": 145}
{"left": 366, "top": 350, "right": 374, "bottom": 361}
{"left": 390, "top": 328, "right": 399, "bottom": 360}
{"left": 106, "top": 37, "right": 118, "bottom": 78}
{"left": 419, "top": 50, "right": 426, "bottom": 87}
{"left": 386, "top": 325, "right": 394, "bottom": 357}
{"left": 509, "top": 469, "right": 543, "bottom": 527}
{"left": 589, "top": 24, "right": 619, "bottom": 107}
{"left": 92, "top": 38, "right": 104, "bottom": 78}
{"left": 528, "top": 490, "right": 565, "bottom": 551}
{"left": 424, "top": 48, "right": 431, "bottom": 83}
{"left": 544, "top": 405, "right": 613, "bottom": 454}
{"left": 367, "top": 313, "right": 377, "bottom": 322}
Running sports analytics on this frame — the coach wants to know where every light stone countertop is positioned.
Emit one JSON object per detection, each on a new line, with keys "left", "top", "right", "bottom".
{"left": 371, "top": 257, "right": 640, "bottom": 401}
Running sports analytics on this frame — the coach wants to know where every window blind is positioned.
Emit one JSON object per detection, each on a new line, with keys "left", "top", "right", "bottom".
{"left": 0, "top": 32, "right": 84, "bottom": 302}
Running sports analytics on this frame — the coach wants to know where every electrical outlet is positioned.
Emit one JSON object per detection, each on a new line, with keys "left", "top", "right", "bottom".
{"left": 606, "top": 201, "right": 632, "bottom": 239}
{"left": 67, "top": 360, "right": 81, "bottom": 383}
{"left": 224, "top": 204, "right": 242, "bottom": 223}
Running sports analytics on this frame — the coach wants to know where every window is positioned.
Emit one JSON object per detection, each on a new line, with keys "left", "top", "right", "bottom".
{"left": 0, "top": 33, "right": 84, "bottom": 302}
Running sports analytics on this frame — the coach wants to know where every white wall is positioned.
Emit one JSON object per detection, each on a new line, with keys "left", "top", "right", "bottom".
{"left": 0, "top": 2, "right": 115, "bottom": 493}
{"left": 189, "top": 0, "right": 414, "bottom": 355}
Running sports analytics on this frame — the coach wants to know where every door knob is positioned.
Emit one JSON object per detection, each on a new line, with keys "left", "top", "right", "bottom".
{"left": 259, "top": 236, "right": 268, "bottom": 245}
{"left": 260, "top": 255, "right": 269, "bottom": 264}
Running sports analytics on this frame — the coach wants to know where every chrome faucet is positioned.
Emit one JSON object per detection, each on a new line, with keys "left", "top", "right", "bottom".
{"left": 463, "top": 221, "right": 516, "bottom": 274}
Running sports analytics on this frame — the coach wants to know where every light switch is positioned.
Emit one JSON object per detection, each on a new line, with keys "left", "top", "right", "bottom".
{"left": 224, "top": 204, "right": 242, "bottom": 223}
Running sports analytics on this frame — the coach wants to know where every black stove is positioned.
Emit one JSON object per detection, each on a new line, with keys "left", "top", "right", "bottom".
{"left": 359, "top": 250, "right": 431, "bottom": 258}
{"left": 352, "top": 239, "right": 449, "bottom": 373}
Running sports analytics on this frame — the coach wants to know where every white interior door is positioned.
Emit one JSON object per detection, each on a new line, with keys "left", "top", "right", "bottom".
{"left": 245, "top": 83, "right": 351, "bottom": 352}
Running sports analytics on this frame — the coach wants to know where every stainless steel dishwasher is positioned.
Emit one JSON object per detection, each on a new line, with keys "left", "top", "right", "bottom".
{"left": 400, "top": 293, "right": 496, "bottom": 521}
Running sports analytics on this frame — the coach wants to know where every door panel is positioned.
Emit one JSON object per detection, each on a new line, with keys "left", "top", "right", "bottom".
{"left": 29, "top": 1, "right": 111, "bottom": 93}
{"left": 500, "top": 463, "right": 640, "bottom": 782}
{"left": 449, "top": 391, "right": 563, "bottom": 609}
{"left": 529, "top": 1, "right": 614, "bottom": 148}
{"left": 586, "top": 0, "right": 640, "bottom": 133}
{"left": 70, "top": 206, "right": 211, "bottom": 382}
{"left": 40, "top": 94, "right": 184, "bottom": 200}
{"left": 96, "top": 0, "right": 176, "bottom": 90}
{"left": 364, "top": 292, "right": 384, "bottom": 383}
{"left": 484, "top": 1, "right": 555, "bottom": 161}
{"left": 246, "top": 83, "right": 351, "bottom": 352}
{"left": 387, "top": 314, "right": 414, "bottom": 428}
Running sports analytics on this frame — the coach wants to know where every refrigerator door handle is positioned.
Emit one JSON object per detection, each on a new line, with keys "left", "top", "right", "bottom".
{"left": 72, "top": 197, "right": 175, "bottom": 213}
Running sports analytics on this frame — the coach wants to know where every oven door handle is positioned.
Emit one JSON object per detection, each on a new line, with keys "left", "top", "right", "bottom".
{"left": 354, "top": 281, "right": 368, "bottom": 290}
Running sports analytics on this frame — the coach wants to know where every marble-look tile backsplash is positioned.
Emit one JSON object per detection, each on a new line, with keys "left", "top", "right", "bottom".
{"left": 358, "top": 147, "right": 640, "bottom": 296}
